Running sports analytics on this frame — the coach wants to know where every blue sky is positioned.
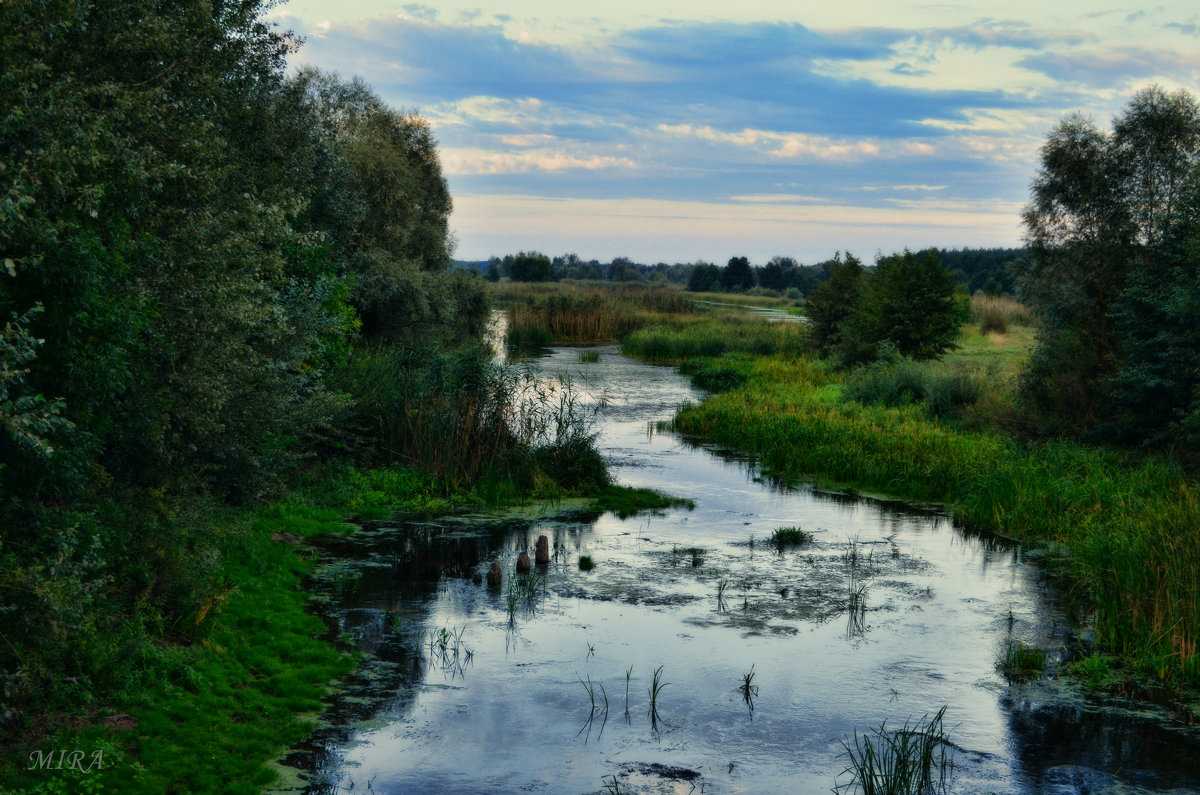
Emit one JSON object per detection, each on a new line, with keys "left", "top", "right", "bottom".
{"left": 272, "top": 1, "right": 1200, "bottom": 264}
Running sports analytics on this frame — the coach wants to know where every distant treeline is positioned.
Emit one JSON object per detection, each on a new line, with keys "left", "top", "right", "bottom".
{"left": 469, "top": 247, "right": 1027, "bottom": 296}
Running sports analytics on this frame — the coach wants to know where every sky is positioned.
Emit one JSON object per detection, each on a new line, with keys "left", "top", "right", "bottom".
{"left": 271, "top": 1, "right": 1200, "bottom": 264}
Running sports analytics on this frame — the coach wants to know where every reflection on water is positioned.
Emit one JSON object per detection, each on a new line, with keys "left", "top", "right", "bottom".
{"left": 276, "top": 346, "right": 1200, "bottom": 794}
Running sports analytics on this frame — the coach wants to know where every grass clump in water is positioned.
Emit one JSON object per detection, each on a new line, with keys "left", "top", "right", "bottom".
{"left": 769, "top": 526, "right": 813, "bottom": 550}
{"left": 579, "top": 349, "right": 601, "bottom": 363}
{"left": 838, "top": 706, "right": 953, "bottom": 795}
{"left": 578, "top": 554, "right": 595, "bottom": 571}
{"left": 589, "top": 485, "right": 694, "bottom": 519}
{"left": 648, "top": 665, "right": 670, "bottom": 730}
{"left": 996, "top": 639, "right": 1046, "bottom": 683}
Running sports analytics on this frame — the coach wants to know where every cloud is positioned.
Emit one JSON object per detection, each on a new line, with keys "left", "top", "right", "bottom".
{"left": 1017, "top": 47, "right": 1200, "bottom": 86}
{"left": 292, "top": 15, "right": 1019, "bottom": 140}
{"left": 442, "top": 149, "right": 637, "bottom": 175}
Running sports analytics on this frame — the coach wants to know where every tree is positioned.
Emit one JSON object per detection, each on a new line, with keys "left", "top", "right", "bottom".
{"left": 508, "top": 251, "right": 554, "bottom": 282}
{"left": 760, "top": 257, "right": 790, "bottom": 290}
{"left": 721, "top": 256, "right": 755, "bottom": 291}
{"left": 1019, "top": 86, "right": 1200, "bottom": 435}
{"left": 1107, "top": 166, "right": 1200, "bottom": 448}
{"left": 686, "top": 262, "right": 722, "bottom": 292}
{"left": 850, "top": 250, "right": 964, "bottom": 362}
{"left": 806, "top": 252, "right": 865, "bottom": 358}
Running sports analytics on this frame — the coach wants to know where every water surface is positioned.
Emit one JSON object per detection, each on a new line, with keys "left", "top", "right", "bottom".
{"left": 278, "top": 346, "right": 1200, "bottom": 794}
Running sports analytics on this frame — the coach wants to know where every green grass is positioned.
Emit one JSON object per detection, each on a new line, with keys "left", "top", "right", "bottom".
{"left": 838, "top": 706, "right": 953, "bottom": 795}
{"left": 621, "top": 318, "right": 808, "bottom": 363}
{"left": 769, "top": 526, "right": 814, "bottom": 549}
{"left": 588, "top": 485, "right": 695, "bottom": 519}
{"left": 578, "top": 555, "right": 596, "bottom": 571}
{"left": 2, "top": 482, "right": 367, "bottom": 793}
{"left": 669, "top": 352, "right": 1200, "bottom": 685}
{"left": 996, "top": 639, "right": 1047, "bottom": 683}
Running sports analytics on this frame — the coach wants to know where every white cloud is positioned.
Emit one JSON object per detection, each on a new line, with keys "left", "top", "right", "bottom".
{"left": 657, "top": 124, "right": 888, "bottom": 162}
{"left": 442, "top": 149, "right": 637, "bottom": 174}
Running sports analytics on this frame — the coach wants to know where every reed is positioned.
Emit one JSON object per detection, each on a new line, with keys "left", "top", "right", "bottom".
{"left": 970, "top": 294, "right": 1034, "bottom": 334}
{"left": 838, "top": 706, "right": 953, "bottom": 795}
{"left": 648, "top": 665, "right": 670, "bottom": 729}
{"left": 501, "top": 283, "right": 694, "bottom": 347}
{"left": 996, "top": 639, "right": 1046, "bottom": 683}
{"left": 739, "top": 665, "right": 759, "bottom": 711}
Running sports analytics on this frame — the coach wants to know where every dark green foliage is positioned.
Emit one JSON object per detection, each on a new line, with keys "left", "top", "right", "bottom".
{"left": 0, "top": 0, "right": 608, "bottom": 749}
{"left": 1107, "top": 173, "right": 1200, "bottom": 450}
{"left": 508, "top": 251, "right": 556, "bottom": 282}
{"left": 759, "top": 257, "right": 790, "bottom": 290}
{"left": 1020, "top": 86, "right": 1200, "bottom": 440}
{"left": 844, "top": 358, "right": 984, "bottom": 419}
{"left": 677, "top": 358, "right": 748, "bottom": 392}
{"left": 806, "top": 252, "right": 866, "bottom": 359}
{"left": 721, "top": 256, "right": 755, "bottom": 291}
{"left": 686, "top": 262, "right": 723, "bottom": 292}
{"left": 846, "top": 250, "right": 965, "bottom": 364}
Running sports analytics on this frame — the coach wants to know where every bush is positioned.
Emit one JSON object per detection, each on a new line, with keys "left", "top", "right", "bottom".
{"left": 844, "top": 358, "right": 983, "bottom": 418}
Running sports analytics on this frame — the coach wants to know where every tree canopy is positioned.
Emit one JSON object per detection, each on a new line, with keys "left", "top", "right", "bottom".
{"left": 1019, "top": 86, "right": 1200, "bottom": 444}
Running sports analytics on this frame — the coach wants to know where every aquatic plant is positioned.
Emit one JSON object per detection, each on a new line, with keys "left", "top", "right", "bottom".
{"left": 770, "top": 526, "right": 813, "bottom": 550}
{"left": 579, "top": 554, "right": 595, "bottom": 571}
{"left": 579, "top": 349, "right": 601, "bottom": 363}
{"left": 624, "top": 664, "right": 634, "bottom": 715}
{"left": 838, "top": 706, "right": 953, "bottom": 795}
{"left": 648, "top": 664, "right": 670, "bottom": 730}
{"left": 847, "top": 569, "right": 870, "bottom": 637}
{"left": 601, "top": 774, "right": 625, "bottom": 794}
{"left": 996, "top": 639, "right": 1046, "bottom": 683}
{"left": 427, "top": 626, "right": 473, "bottom": 677}
{"left": 716, "top": 578, "right": 731, "bottom": 612}
{"left": 506, "top": 572, "right": 542, "bottom": 621}
{"left": 739, "top": 665, "right": 759, "bottom": 712}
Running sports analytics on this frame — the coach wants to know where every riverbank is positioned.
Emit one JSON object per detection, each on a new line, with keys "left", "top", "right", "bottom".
{"left": 0, "top": 462, "right": 676, "bottom": 793}
{"left": 663, "top": 351, "right": 1200, "bottom": 692}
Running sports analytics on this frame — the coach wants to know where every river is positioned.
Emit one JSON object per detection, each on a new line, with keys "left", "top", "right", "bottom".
{"left": 274, "top": 345, "right": 1200, "bottom": 794}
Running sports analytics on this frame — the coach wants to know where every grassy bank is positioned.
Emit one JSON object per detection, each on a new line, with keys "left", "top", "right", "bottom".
{"left": 667, "top": 352, "right": 1200, "bottom": 686}
{"left": 0, "top": 464, "right": 681, "bottom": 793}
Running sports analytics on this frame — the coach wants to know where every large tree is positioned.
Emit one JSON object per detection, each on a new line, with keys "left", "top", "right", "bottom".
{"left": 806, "top": 252, "right": 866, "bottom": 359}
{"left": 721, "top": 256, "right": 755, "bottom": 291}
{"left": 852, "top": 250, "right": 964, "bottom": 362}
{"left": 1019, "top": 86, "right": 1200, "bottom": 436}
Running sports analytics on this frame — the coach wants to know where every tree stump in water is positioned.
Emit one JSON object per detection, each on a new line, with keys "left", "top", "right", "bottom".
{"left": 535, "top": 535, "right": 550, "bottom": 566}
{"left": 486, "top": 562, "right": 502, "bottom": 587}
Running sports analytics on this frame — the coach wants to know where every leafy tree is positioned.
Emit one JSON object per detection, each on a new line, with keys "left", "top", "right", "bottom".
{"left": 806, "top": 252, "right": 865, "bottom": 358}
{"left": 686, "top": 262, "right": 722, "bottom": 292}
{"left": 1107, "top": 167, "right": 1200, "bottom": 449}
{"left": 1019, "top": 86, "right": 1200, "bottom": 435}
{"left": 609, "top": 256, "right": 642, "bottom": 282}
{"left": 759, "top": 257, "right": 790, "bottom": 291}
{"left": 721, "top": 256, "right": 755, "bottom": 291}
{"left": 508, "top": 251, "right": 555, "bottom": 282}
{"left": 849, "top": 250, "right": 965, "bottom": 362}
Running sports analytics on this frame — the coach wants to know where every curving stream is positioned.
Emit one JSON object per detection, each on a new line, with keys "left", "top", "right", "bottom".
{"left": 275, "top": 345, "right": 1200, "bottom": 794}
